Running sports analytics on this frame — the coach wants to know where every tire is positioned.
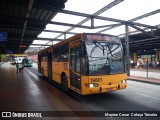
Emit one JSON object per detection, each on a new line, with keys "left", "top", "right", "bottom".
{"left": 61, "top": 74, "right": 68, "bottom": 92}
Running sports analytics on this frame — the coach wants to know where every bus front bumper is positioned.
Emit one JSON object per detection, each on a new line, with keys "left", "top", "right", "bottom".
{"left": 86, "top": 83, "right": 127, "bottom": 94}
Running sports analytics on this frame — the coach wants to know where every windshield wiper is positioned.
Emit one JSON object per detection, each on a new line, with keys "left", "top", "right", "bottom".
{"left": 90, "top": 40, "right": 106, "bottom": 56}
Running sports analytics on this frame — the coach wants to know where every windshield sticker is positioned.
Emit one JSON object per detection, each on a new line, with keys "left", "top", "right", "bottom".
{"left": 110, "top": 64, "right": 115, "bottom": 70}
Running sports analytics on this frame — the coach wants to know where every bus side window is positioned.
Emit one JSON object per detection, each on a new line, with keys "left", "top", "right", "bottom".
{"left": 60, "top": 44, "right": 69, "bottom": 62}
{"left": 54, "top": 47, "right": 60, "bottom": 62}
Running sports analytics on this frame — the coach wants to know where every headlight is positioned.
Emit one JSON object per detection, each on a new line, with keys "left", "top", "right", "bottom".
{"left": 120, "top": 80, "right": 127, "bottom": 84}
{"left": 89, "top": 83, "right": 99, "bottom": 88}
{"left": 89, "top": 84, "right": 94, "bottom": 88}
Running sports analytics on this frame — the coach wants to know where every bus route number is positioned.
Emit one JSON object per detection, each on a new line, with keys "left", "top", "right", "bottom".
{"left": 90, "top": 78, "right": 102, "bottom": 83}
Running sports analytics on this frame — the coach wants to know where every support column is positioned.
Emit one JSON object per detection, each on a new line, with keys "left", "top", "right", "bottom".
{"left": 133, "top": 52, "right": 137, "bottom": 63}
{"left": 125, "top": 25, "right": 130, "bottom": 76}
{"left": 91, "top": 17, "right": 94, "bottom": 28}
{"left": 156, "top": 49, "right": 160, "bottom": 61}
{"left": 156, "top": 50, "right": 158, "bottom": 61}
{"left": 159, "top": 51, "right": 160, "bottom": 61}
{"left": 64, "top": 33, "right": 66, "bottom": 40}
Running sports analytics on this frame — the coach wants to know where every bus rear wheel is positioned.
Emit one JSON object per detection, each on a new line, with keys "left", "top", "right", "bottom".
{"left": 61, "top": 74, "right": 68, "bottom": 92}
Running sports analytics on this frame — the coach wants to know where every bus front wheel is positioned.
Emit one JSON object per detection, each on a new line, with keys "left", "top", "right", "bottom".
{"left": 61, "top": 74, "right": 68, "bottom": 92}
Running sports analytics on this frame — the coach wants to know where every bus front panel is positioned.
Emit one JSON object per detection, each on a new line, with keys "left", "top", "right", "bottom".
{"left": 81, "top": 73, "right": 127, "bottom": 95}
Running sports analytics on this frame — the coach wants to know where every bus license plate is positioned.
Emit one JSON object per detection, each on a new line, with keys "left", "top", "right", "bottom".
{"left": 106, "top": 88, "right": 113, "bottom": 92}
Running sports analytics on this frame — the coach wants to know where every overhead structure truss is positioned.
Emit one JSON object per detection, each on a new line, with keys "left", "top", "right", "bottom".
{"left": 0, "top": 0, "right": 160, "bottom": 54}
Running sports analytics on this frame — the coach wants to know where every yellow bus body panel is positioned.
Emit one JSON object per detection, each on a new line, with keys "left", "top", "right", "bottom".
{"left": 52, "top": 62, "right": 69, "bottom": 84}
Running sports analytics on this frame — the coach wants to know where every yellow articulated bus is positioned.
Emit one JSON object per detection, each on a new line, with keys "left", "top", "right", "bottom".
{"left": 38, "top": 33, "right": 127, "bottom": 95}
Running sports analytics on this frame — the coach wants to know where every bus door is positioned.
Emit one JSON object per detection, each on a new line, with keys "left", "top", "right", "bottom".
{"left": 69, "top": 40, "right": 82, "bottom": 91}
{"left": 47, "top": 52, "right": 52, "bottom": 80}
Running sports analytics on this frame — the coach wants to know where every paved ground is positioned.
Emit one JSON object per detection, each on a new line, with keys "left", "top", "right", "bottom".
{"left": 71, "top": 80, "right": 160, "bottom": 120}
{"left": 0, "top": 63, "right": 160, "bottom": 120}
{"left": 26, "top": 63, "right": 160, "bottom": 120}
{"left": 0, "top": 63, "right": 98, "bottom": 120}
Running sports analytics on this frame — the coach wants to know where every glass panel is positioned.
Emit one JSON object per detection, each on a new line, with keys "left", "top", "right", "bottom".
{"left": 70, "top": 45, "right": 81, "bottom": 74}
{"left": 70, "top": 48, "right": 76, "bottom": 71}
{"left": 76, "top": 46, "right": 81, "bottom": 73}
{"left": 54, "top": 47, "right": 60, "bottom": 62}
{"left": 60, "top": 44, "right": 69, "bottom": 62}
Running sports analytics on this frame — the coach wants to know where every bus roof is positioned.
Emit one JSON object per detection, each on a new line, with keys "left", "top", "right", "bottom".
{"left": 38, "top": 33, "right": 83, "bottom": 54}
{"left": 38, "top": 33, "right": 119, "bottom": 54}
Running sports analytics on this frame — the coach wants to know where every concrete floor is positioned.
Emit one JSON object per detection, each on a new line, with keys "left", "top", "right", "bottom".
{"left": 0, "top": 63, "right": 99, "bottom": 120}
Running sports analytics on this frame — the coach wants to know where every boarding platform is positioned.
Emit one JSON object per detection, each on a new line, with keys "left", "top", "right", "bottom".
{"left": 0, "top": 63, "right": 98, "bottom": 120}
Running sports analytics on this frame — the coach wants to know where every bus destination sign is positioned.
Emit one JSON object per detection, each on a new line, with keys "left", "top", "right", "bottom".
{"left": 84, "top": 34, "right": 120, "bottom": 43}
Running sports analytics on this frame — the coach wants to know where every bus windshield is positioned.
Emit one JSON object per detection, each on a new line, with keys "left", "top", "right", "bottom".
{"left": 85, "top": 41, "right": 124, "bottom": 75}
{"left": 27, "top": 59, "right": 32, "bottom": 63}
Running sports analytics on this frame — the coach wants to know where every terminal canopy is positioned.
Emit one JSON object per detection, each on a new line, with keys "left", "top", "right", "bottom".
{"left": 0, "top": 0, "right": 160, "bottom": 54}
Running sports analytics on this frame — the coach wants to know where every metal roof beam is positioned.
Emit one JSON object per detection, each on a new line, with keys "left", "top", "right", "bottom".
{"left": 0, "top": 24, "right": 76, "bottom": 34}
{"left": 7, "top": 37, "right": 63, "bottom": 41}
{"left": 36, "top": 38, "right": 63, "bottom": 41}
{"left": 37, "top": 0, "right": 123, "bottom": 18}
{"left": 0, "top": 23, "right": 45, "bottom": 30}
{"left": 130, "top": 40, "right": 160, "bottom": 45}
{"left": 129, "top": 22, "right": 156, "bottom": 29}
{"left": 130, "top": 9, "right": 160, "bottom": 21}
{"left": 42, "top": 0, "right": 124, "bottom": 47}
{"left": 118, "top": 27, "right": 148, "bottom": 36}
{"left": 52, "top": 0, "right": 124, "bottom": 40}
{"left": 93, "top": 23, "right": 121, "bottom": 29}
{"left": 130, "top": 44, "right": 160, "bottom": 48}
{"left": 1, "top": 16, "right": 92, "bottom": 29}
{"left": 139, "top": 43, "right": 160, "bottom": 46}
{"left": 25, "top": 15, "right": 128, "bottom": 29}
{"left": 4, "top": 41, "right": 32, "bottom": 44}
{"left": 43, "top": 9, "right": 158, "bottom": 31}
{"left": 129, "top": 24, "right": 155, "bottom": 37}
{"left": 98, "top": 9, "right": 160, "bottom": 33}
{"left": 118, "top": 24, "right": 160, "bottom": 37}
{"left": 30, "top": 44, "right": 50, "bottom": 46}
{"left": 21, "top": 0, "right": 34, "bottom": 44}
{"left": 1, "top": 14, "right": 157, "bottom": 30}
{"left": 42, "top": 29, "right": 77, "bottom": 34}
{"left": 129, "top": 37, "right": 160, "bottom": 43}
{"left": 26, "top": 18, "right": 92, "bottom": 29}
